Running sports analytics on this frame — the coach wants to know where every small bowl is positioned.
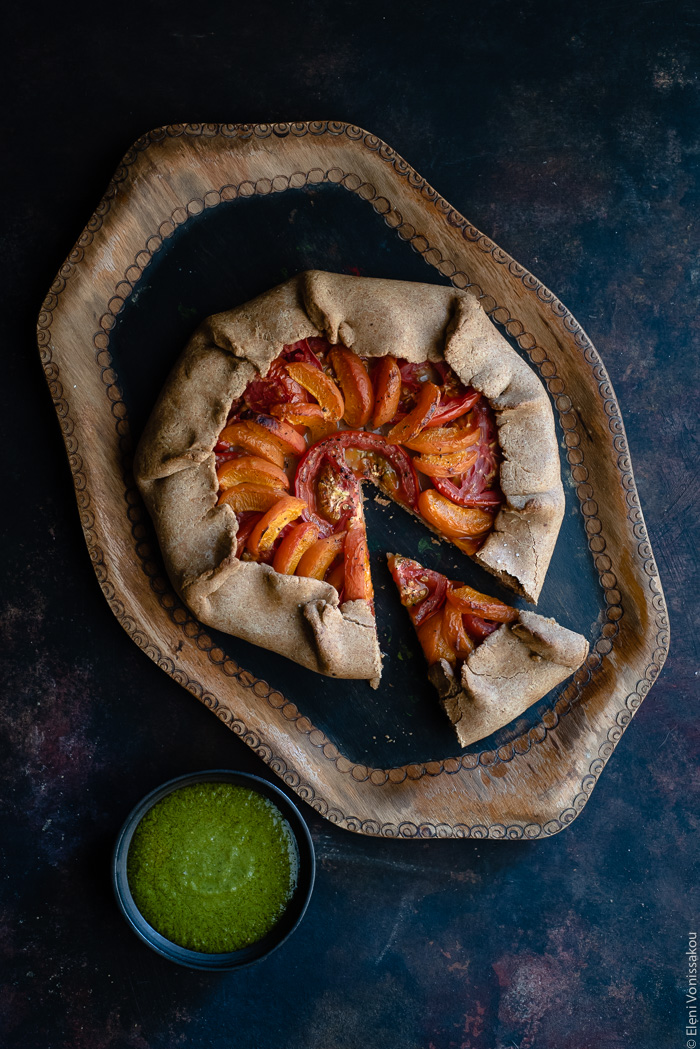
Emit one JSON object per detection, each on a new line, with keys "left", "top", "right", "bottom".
{"left": 112, "top": 769, "right": 315, "bottom": 970}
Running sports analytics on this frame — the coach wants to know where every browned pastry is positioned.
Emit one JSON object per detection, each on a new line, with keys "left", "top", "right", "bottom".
{"left": 134, "top": 271, "right": 566, "bottom": 687}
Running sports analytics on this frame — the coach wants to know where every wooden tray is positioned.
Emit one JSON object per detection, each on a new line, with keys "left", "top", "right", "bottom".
{"left": 37, "top": 122, "right": 669, "bottom": 839}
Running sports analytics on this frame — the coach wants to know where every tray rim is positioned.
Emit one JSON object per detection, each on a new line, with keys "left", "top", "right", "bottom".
{"left": 36, "top": 120, "right": 670, "bottom": 839}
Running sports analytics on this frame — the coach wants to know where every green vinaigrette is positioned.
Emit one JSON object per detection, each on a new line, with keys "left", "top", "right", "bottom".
{"left": 127, "top": 782, "right": 298, "bottom": 953}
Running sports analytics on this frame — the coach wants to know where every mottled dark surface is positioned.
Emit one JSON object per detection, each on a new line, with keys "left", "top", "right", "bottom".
{"left": 2, "top": 2, "right": 698, "bottom": 1047}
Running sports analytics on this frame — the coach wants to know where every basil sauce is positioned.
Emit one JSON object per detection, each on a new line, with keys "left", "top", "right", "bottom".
{"left": 127, "top": 782, "right": 298, "bottom": 953}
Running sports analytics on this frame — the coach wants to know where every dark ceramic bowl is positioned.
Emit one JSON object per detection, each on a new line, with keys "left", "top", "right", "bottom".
{"left": 112, "top": 769, "right": 315, "bottom": 970}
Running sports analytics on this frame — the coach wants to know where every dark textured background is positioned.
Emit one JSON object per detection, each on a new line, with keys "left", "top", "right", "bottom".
{"left": 2, "top": 2, "right": 698, "bottom": 1047}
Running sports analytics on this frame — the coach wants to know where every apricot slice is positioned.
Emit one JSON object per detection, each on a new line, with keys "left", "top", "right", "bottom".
{"left": 329, "top": 347, "right": 374, "bottom": 427}
{"left": 416, "top": 608, "right": 458, "bottom": 667}
{"left": 403, "top": 424, "right": 480, "bottom": 455}
{"left": 418, "top": 488, "right": 493, "bottom": 539}
{"left": 217, "top": 422, "right": 285, "bottom": 468}
{"left": 343, "top": 523, "right": 373, "bottom": 604}
{"left": 272, "top": 520, "right": 320, "bottom": 574}
{"left": 251, "top": 414, "right": 307, "bottom": 456}
{"left": 246, "top": 496, "right": 307, "bottom": 559}
{"left": 386, "top": 382, "right": 441, "bottom": 444}
{"left": 217, "top": 483, "right": 287, "bottom": 512}
{"left": 286, "top": 362, "right": 345, "bottom": 421}
{"left": 412, "top": 448, "right": 478, "bottom": 478}
{"left": 446, "top": 584, "right": 518, "bottom": 623}
{"left": 295, "top": 532, "right": 346, "bottom": 580}
{"left": 216, "top": 456, "right": 290, "bottom": 491}
{"left": 372, "top": 355, "right": 402, "bottom": 428}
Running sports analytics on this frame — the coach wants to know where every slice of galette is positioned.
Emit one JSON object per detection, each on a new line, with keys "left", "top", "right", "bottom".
{"left": 388, "top": 554, "right": 589, "bottom": 747}
{"left": 134, "top": 270, "right": 566, "bottom": 685}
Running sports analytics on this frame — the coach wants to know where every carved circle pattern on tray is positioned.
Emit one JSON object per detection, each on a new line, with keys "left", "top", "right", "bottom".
{"left": 36, "top": 122, "right": 668, "bottom": 838}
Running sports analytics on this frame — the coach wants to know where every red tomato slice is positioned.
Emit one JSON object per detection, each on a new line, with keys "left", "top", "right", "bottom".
{"left": 431, "top": 398, "right": 503, "bottom": 507}
{"left": 462, "top": 613, "right": 501, "bottom": 642}
{"left": 386, "top": 554, "right": 448, "bottom": 626}
{"left": 282, "top": 338, "right": 326, "bottom": 369}
{"left": 295, "top": 432, "right": 420, "bottom": 520}
{"left": 423, "top": 389, "right": 480, "bottom": 428}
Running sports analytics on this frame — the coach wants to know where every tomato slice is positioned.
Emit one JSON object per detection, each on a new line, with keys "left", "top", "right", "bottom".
{"left": 386, "top": 554, "right": 447, "bottom": 626}
{"left": 446, "top": 584, "right": 518, "bottom": 623}
{"left": 286, "top": 362, "right": 345, "bottom": 421}
{"left": 249, "top": 413, "right": 307, "bottom": 456}
{"left": 296, "top": 532, "right": 346, "bottom": 580}
{"left": 270, "top": 400, "right": 325, "bottom": 424}
{"left": 344, "top": 522, "right": 373, "bottom": 605}
{"left": 247, "top": 496, "right": 307, "bottom": 560}
{"left": 295, "top": 432, "right": 420, "bottom": 518}
{"left": 462, "top": 613, "right": 501, "bottom": 642}
{"left": 386, "top": 382, "right": 441, "bottom": 444}
{"left": 216, "top": 422, "right": 286, "bottom": 468}
{"left": 216, "top": 455, "right": 290, "bottom": 491}
{"left": 431, "top": 398, "right": 502, "bottom": 507}
{"left": 328, "top": 346, "right": 374, "bottom": 427}
{"left": 418, "top": 489, "right": 494, "bottom": 539}
{"left": 282, "top": 338, "right": 325, "bottom": 369}
{"left": 217, "top": 483, "right": 288, "bottom": 512}
{"left": 416, "top": 608, "right": 458, "bottom": 667}
{"left": 235, "top": 512, "right": 262, "bottom": 558}
{"left": 413, "top": 448, "right": 478, "bottom": 478}
{"left": 272, "top": 520, "right": 320, "bottom": 574}
{"left": 244, "top": 358, "right": 308, "bottom": 412}
{"left": 372, "top": 355, "right": 402, "bottom": 427}
{"left": 424, "top": 389, "right": 480, "bottom": 428}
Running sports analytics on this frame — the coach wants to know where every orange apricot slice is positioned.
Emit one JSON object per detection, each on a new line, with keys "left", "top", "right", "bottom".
{"left": 416, "top": 608, "right": 458, "bottom": 667}
{"left": 343, "top": 523, "right": 373, "bottom": 604}
{"left": 272, "top": 521, "right": 320, "bottom": 575}
{"left": 412, "top": 448, "right": 478, "bottom": 478}
{"left": 442, "top": 602, "right": 476, "bottom": 658}
{"left": 446, "top": 584, "right": 518, "bottom": 623}
{"left": 418, "top": 488, "right": 493, "bottom": 539}
{"left": 372, "top": 355, "right": 402, "bottom": 428}
{"left": 403, "top": 424, "right": 480, "bottom": 455}
{"left": 386, "top": 381, "right": 441, "bottom": 444}
{"left": 329, "top": 347, "right": 374, "bottom": 427}
{"left": 295, "top": 532, "right": 346, "bottom": 580}
{"left": 286, "top": 362, "right": 345, "bottom": 421}
{"left": 246, "top": 496, "right": 307, "bottom": 559}
{"left": 217, "top": 483, "right": 287, "bottom": 512}
{"left": 251, "top": 414, "right": 307, "bottom": 456}
{"left": 217, "top": 422, "right": 285, "bottom": 467}
{"left": 216, "top": 456, "right": 290, "bottom": 491}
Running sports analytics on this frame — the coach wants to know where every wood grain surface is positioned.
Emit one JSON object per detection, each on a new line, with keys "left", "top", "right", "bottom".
{"left": 37, "top": 122, "right": 669, "bottom": 838}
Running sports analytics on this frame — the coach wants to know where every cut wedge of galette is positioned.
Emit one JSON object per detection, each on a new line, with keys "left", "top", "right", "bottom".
{"left": 388, "top": 555, "right": 588, "bottom": 747}
{"left": 135, "top": 270, "right": 568, "bottom": 699}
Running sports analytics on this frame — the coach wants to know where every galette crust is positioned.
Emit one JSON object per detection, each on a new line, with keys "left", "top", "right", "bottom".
{"left": 134, "top": 271, "right": 565, "bottom": 682}
{"left": 429, "top": 610, "right": 589, "bottom": 747}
